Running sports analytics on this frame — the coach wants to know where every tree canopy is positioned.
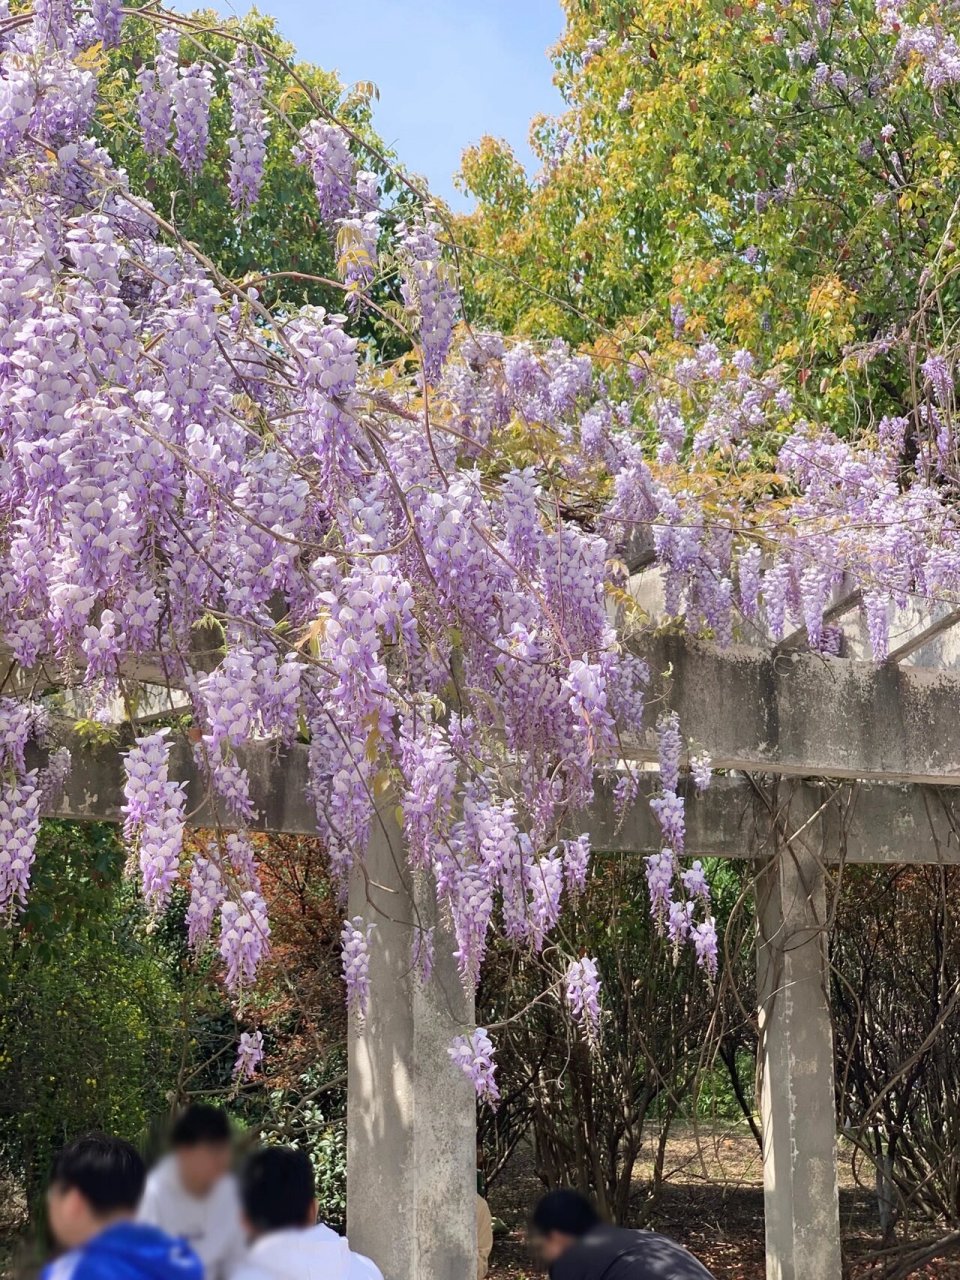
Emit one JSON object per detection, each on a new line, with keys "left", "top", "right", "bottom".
{"left": 459, "top": 0, "right": 960, "bottom": 433}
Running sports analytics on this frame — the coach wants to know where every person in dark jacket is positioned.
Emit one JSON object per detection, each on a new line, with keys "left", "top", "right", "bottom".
{"left": 43, "top": 1134, "right": 203, "bottom": 1280}
{"left": 530, "top": 1190, "right": 717, "bottom": 1280}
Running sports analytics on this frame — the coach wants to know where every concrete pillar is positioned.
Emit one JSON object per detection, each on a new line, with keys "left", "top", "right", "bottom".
{"left": 756, "top": 841, "right": 841, "bottom": 1280}
{"left": 347, "top": 809, "right": 477, "bottom": 1280}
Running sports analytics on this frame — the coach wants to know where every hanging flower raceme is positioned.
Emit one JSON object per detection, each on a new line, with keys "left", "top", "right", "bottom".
{"left": 562, "top": 834, "right": 591, "bottom": 896}
{"left": 0, "top": 774, "right": 42, "bottom": 914}
{"left": 187, "top": 853, "right": 226, "bottom": 950}
{"left": 233, "top": 1029, "right": 264, "bottom": 1080}
{"left": 137, "top": 29, "right": 179, "bottom": 156}
{"left": 341, "top": 916, "right": 373, "bottom": 1022}
{"left": 90, "top": 0, "right": 121, "bottom": 47}
{"left": 172, "top": 60, "right": 215, "bottom": 177}
{"left": 294, "top": 119, "right": 354, "bottom": 226}
{"left": 227, "top": 46, "right": 268, "bottom": 215}
{"left": 565, "top": 956, "right": 602, "bottom": 1045}
{"left": 396, "top": 219, "right": 459, "bottom": 384}
{"left": 220, "top": 890, "right": 271, "bottom": 991}
{"left": 122, "top": 730, "right": 186, "bottom": 912}
{"left": 448, "top": 1028, "right": 499, "bottom": 1107}
{"left": 693, "top": 918, "right": 719, "bottom": 977}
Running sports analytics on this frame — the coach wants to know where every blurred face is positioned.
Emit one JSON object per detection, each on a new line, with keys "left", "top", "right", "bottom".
{"left": 176, "top": 1142, "right": 232, "bottom": 1198}
{"left": 47, "top": 1184, "right": 101, "bottom": 1250}
{"left": 532, "top": 1230, "right": 576, "bottom": 1266}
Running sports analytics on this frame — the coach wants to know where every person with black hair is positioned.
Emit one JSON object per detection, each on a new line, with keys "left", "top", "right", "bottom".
{"left": 529, "top": 1190, "right": 717, "bottom": 1280}
{"left": 138, "top": 1106, "right": 244, "bottom": 1280}
{"left": 232, "top": 1147, "right": 382, "bottom": 1280}
{"left": 43, "top": 1134, "right": 202, "bottom": 1280}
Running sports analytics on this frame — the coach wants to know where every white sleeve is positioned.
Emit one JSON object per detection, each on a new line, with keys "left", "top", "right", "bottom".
{"left": 137, "top": 1177, "right": 162, "bottom": 1226}
{"left": 228, "top": 1263, "right": 260, "bottom": 1280}
{"left": 222, "top": 1225, "right": 249, "bottom": 1279}
{"left": 349, "top": 1254, "right": 384, "bottom": 1280}
{"left": 219, "top": 1179, "right": 249, "bottom": 1280}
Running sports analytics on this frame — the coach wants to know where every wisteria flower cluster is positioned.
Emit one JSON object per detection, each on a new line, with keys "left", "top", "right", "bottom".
{"left": 565, "top": 956, "right": 602, "bottom": 1044}
{"left": 227, "top": 46, "right": 268, "bottom": 216}
{"left": 7, "top": 0, "right": 960, "bottom": 1099}
{"left": 448, "top": 1028, "right": 499, "bottom": 1107}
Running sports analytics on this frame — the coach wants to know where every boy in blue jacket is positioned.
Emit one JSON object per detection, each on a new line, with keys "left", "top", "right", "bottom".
{"left": 43, "top": 1134, "right": 203, "bottom": 1280}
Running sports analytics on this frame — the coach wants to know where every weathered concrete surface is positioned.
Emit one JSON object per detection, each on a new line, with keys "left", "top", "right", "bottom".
{"left": 35, "top": 734, "right": 317, "bottom": 834}
{"left": 39, "top": 735, "right": 960, "bottom": 866}
{"left": 626, "top": 561, "right": 960, "bottom": 669}
{"left": 628, "top": 634, "right": 960, "bottom": 784}
{"left": 347, "top": 809, "right": 476, "bottom": 1280}
{"left": 588, "top": 776, "right": 960, "bottom": 863}
{"left": 756, "top": 838, "right": 841, "bottom": 1280}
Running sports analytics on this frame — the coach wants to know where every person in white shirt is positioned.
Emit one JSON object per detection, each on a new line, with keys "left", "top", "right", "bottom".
{"left": 233, "top": 1147, "right": 383, "bottom": 1280}
{"left": 138, "top": 1105, "right": 245, "bottom": 1280}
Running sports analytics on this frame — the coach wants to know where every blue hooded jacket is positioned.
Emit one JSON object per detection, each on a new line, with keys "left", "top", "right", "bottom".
{"left": 42, "top": 1222, "right": 203, "bottom": 1280}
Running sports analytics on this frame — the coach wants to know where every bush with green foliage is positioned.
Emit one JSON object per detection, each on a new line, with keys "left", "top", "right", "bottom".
{"left": 0, "top": 823, "right": 181, "bottom": 1211}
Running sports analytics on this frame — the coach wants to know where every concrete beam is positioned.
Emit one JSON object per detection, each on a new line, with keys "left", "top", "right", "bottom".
{"left": 37, "top": 734, "right": 960, "bottom": 865}
{"left": 590, "top": 777, "right": 960, "bottom": 865}
{"left": 756, "top": 839, "right": 842, "bottom": 1280}
{"left": 347, "top": 809, "right": 476, "bottom": 1280}
{"left": 774, "top": 587, "right": 861, "bottom": 655}
{"left": 1, "top": 627, "right": 224, "bottom": 696}
{"left": 887, "top": 606, "right": 960, "bottom": 664}
{"left": 37, "top": 735, "right": 317, "bottom": 835}
{"left": 629, "top": 634, "right": 960, "bottom": 785}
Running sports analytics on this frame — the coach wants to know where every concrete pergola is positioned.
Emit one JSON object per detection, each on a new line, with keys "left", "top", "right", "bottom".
{"left": 28, "top": 583, "right": 960, "bottom": 1280}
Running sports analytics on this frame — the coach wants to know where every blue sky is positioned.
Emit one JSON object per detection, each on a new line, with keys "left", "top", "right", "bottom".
{"left": 187, "top": 0, "right": 565, "bottom": 209}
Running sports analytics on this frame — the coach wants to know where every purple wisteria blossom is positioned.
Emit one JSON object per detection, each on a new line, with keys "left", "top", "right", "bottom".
{"left": 341, "top": 916, "right": 373, "bottom": 1021}
{"left": 562, "top": 834, "right": 591, "bottom": 895}
{"left": 227, "top": 46, "right": 268, "bottom": 215}
{"left": 448, "top": 1028, "right": 500, "bottom": 1107}
{"left": 122, "top": 730, "right": 186, "bottom": 911}
{"left": 233, "top": 1030, "right": 264, "bottom": 1080}
{"left": 294, "top": 119, "right": 354, "bottom": 225}
{"left": 137, "top": 30, "right": 179, "bottom": 156}
{"left": 220, "top": 891, "right": 271, "bottom": 991}
{"left": 565, "top": 956, "right": 602, "bottom": 1044}
{"left": 397, "top": 219, "right": 459, "bottom": 384}
{"left": 172, "top": 60, "right": 214, "bottom": 176}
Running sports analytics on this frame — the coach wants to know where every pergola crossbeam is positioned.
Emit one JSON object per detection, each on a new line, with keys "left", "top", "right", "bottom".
{"left": 627, "top": 634, "right": 960, "bottom": 784}
{"left": 587, "top": 777, "right": 960, "bottom": 863}
{"left": 38, "top": 736, "right": 316, "bottom": 835}
{"left": 774, "top": 588, "right": 861, "bottom": 655}
{"left": 886, "top": 606, "right": 960, "bottom": 664}
{"left": 40, "top": 735, "right": 960, "bottom": 867}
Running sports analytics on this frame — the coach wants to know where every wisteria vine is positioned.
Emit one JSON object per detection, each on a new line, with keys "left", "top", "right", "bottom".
{"left": 3, "top": 0, "right": 960, "bottom": 1094}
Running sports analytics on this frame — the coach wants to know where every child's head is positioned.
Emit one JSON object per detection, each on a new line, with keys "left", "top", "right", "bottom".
{"left": 48, "top": 1134, "right": 146, "bottom": 1249}
{"left": 170, "top": 1104, "right": 233, "bottom": 1199}
{"left": 240, "top": 1147, "right": 316, "bottom": 1238}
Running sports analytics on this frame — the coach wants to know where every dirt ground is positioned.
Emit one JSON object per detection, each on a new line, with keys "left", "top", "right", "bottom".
{"left": 484, "top": 1126, "right": 960, "bottom": 1279}
{"left": 5, "top": 1127, "right": 960, "bottom": 1279}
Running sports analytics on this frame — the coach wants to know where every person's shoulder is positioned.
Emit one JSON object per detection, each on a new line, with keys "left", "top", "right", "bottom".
{"left": 628, "top": 1230, "right": 716, "bottom": 1279}
{"left": 229, "top": 1261, "right": 269, "bottom": 1280}
{"left": 88, "top": 1222, "right": 203, "bottom": 1280}
{"left": 142, "top": 1156, "right": 176, "bottom": 1197}
{"left": 40, "top": 1249, "right": 83, "bottom": 1280}
{"left": 347, "top": 1254, "right": 383, "bottom": 1280}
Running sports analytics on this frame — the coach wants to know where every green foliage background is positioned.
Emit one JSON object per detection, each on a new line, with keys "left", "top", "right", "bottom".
{"left": 0, "top": 823, "right": 180, "bottom": 1209}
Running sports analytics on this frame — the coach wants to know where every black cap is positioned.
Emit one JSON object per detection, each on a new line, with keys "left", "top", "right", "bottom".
{"left": 531, "top": 1189, "right": 600, "bottom": 1238}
